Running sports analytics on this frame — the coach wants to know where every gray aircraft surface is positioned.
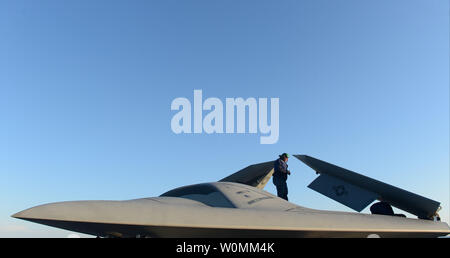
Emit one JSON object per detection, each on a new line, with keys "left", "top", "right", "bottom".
{"left": 12, "top": 155, "right": 450, "bottom": 238}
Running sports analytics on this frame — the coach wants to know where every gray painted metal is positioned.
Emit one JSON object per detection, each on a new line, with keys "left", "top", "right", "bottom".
{"left": 308, "top": 174, "right": 378, "bottom": 212}
{"left": 219, "top": 161, "right": 274, "bottom": 189}
{"left": 295, "top": 155, "right": 441, "bottom": 219}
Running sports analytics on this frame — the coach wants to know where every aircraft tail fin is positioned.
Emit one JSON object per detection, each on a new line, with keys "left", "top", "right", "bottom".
{"left": 294, "top": 155, "right": 441, "bottom": 219}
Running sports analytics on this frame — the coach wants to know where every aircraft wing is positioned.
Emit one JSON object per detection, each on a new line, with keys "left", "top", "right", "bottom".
{"left": 219, "top": 161, "right": 274, "bottom": 189}
{"left": 295, "top": 155, "right": 441, "bottom": 219}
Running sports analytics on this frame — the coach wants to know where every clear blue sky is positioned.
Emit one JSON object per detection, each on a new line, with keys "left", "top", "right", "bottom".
{"left": 0, "top": 0, "right": 448, "bottom": 237}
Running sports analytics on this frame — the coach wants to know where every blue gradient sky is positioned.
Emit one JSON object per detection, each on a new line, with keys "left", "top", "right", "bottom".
{"left": 1, "top": 0, "right": 448, "bottom": 237}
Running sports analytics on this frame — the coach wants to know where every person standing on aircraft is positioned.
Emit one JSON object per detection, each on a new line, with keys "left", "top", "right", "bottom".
{"left": 273, "top": 153, "right": 291, "bottom": 201}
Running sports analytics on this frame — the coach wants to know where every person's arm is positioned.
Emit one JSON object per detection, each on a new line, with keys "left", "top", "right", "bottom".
{"left": 285, "top": 163, "right": 291, "bottom": 175}
{"left": 277, "top": 161, "right": 289, "bottom": 175}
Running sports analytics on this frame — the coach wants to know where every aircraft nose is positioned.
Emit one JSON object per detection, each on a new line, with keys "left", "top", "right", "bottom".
{"left": 13, "top": 206, "right": 45, "bottom": 219}
{"left": 12, "top": 210, "right": 26, "bottom": 219}
{"left": 12, "top": 199, "right": 165, "bottom": 224}
{"left": 12, "top": 201, "right": 81, "bottom": 221}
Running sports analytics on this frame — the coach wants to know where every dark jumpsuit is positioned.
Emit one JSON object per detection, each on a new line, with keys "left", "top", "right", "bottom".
{"left": 273, "top": 158, "right": 289, "bottom": 201}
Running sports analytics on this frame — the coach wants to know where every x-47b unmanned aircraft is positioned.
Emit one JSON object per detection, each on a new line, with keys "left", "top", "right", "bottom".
{"left": 13, "top": 155, "right": 450, "bottom": 238}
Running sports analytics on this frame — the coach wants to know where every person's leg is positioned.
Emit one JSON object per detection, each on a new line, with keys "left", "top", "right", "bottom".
{"left": 275, "top": 180, "right": 288, "bottom": 201}
{"left": 281, "top": 181, "right": 288, "bottom": 201}
{"left": 273, "top": 177, "right": 284, "bottom": 199}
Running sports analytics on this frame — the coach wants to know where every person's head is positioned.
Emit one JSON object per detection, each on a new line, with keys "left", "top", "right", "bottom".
{"left": 279, "top": 153, "right": 289, "bottom": 162}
